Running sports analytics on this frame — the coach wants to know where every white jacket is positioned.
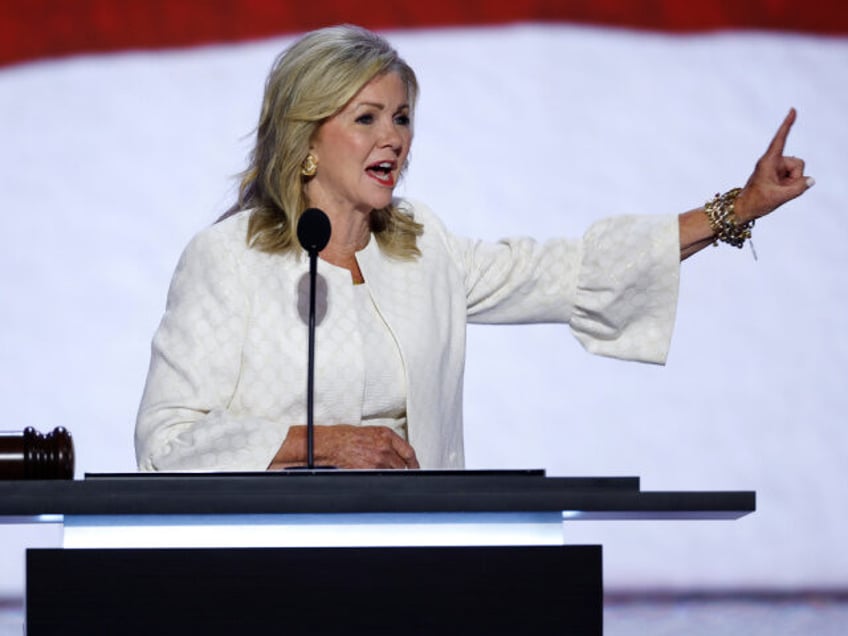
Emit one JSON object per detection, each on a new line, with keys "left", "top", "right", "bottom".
{"left": 135, "top": 200, "right": 680, "bottom": 470}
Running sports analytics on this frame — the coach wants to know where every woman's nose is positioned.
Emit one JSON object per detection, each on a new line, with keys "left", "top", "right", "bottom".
{"left": 379, "top": 121, "right": 403, "bottom": 151}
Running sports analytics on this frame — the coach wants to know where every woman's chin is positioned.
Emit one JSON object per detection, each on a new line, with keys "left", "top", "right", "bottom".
{"left": 367, "top": 193, "right": 396, "bottom": 210}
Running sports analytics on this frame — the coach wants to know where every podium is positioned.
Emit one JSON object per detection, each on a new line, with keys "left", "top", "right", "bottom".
{"left": 0, "top": 471, "right": 755, "bottom": 635}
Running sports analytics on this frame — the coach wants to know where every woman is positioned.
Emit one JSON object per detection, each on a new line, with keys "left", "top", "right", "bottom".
{"left": 135, "top": 25, "right": 812, "bottom": 472}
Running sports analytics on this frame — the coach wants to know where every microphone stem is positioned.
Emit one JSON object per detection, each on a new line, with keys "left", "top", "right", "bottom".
{"left": 306, "top": 250, "right": 318, "bottom": 469}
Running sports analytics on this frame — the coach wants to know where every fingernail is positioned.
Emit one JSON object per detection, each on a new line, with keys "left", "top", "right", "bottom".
{"left": 806, "top": 176, "right": 816, "bottom": 188}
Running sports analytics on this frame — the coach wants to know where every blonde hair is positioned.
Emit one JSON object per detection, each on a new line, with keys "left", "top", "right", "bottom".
{"left": 227, "top": 24, "right": 422, "bottom": 258}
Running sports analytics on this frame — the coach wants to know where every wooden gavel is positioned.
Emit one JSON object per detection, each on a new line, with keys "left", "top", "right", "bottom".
{"left": 0, "top": 426, "right": 74, "bottom": 479}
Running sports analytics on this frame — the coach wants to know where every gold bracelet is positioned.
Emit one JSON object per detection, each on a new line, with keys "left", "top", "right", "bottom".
{"left": 704, "top": 187, "right": 754, "bottom": 249}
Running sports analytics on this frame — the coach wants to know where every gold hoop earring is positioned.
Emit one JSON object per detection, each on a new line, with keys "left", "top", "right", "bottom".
{"left": 301, "top": 154, "right": 318, "bottom": 177}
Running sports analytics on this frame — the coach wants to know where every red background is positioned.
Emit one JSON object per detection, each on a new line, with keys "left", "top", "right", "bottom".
{"left": 2, "top": 0, "right": 848, "bottom": 68}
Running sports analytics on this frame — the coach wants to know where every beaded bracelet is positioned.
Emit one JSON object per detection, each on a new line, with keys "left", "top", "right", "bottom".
{"left": 704, "top": 187, "right": 755, "bottom": 249}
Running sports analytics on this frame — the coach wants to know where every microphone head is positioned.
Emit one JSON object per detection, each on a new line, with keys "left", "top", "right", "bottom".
{"left": 296, "top": 208, "right": 331, "bottom": 253}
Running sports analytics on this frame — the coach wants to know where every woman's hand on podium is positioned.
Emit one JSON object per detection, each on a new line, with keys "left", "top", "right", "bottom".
{"left": 268, "top": 424, "right": 420, "bottom": 470}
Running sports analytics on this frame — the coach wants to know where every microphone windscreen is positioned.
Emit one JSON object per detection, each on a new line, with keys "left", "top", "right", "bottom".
{"left": 296, "top": 208, "right": 331, "bottom": 253}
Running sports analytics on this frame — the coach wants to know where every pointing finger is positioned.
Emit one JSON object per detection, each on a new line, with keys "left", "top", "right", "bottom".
{"left": 765, "top": 107, "right": 797, "bottom": 158}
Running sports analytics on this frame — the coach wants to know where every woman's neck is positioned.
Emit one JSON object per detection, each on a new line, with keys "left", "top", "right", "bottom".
{"left": 316, "top": 207, "right": 371, "bottom": 284}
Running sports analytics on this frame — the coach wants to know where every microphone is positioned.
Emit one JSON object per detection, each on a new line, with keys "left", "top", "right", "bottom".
{"left": 296, "top": 208, "right": 331, "bottom": 469}
{"left": 297, "top": 207, "right": 331, "bottom": 254}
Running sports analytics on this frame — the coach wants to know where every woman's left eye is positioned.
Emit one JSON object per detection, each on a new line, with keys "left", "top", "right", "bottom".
{"left": 394, "top": 114, "right": 411, "bottom": 126}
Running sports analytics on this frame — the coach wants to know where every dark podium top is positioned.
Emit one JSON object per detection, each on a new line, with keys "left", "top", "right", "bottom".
{"left": 0, "top": 470, "right": 754, "bottom": 520}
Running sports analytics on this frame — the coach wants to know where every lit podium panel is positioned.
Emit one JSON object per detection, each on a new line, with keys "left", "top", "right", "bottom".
{"left": 0, "top": 471, "right": 755, "bottom": 635}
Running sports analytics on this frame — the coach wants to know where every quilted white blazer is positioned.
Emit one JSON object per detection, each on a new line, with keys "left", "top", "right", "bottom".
{"left": 135, "top": 200, "right": 680, "bottom": 470}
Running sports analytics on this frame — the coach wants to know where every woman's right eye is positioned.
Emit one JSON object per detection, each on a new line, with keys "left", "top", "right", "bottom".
{"left": 355, "top": 114, "right": 374, "bottom": 124}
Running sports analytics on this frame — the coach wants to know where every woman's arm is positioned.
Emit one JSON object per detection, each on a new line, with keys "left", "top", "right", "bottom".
{"left": 679, "top": 108, "right": 813, "bottom": 261}
{"left": 135, "top": 225, "right": 286, "bottom": 472}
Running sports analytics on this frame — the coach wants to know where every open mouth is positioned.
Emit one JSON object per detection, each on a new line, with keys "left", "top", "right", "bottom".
{"left": 366, "top": 161, "right": 396, "bottom": 185}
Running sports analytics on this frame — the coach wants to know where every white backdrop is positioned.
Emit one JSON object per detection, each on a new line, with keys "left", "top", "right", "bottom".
{"left": 1, "top": 24, "right": 846, "bottom": 596}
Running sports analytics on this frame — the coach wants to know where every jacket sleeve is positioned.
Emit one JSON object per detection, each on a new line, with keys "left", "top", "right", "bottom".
{"left": 441, "top": 210, "right": 680, "bottom": 364}
{"left": 134, "top": 225, "right": 286, "bottom": 471}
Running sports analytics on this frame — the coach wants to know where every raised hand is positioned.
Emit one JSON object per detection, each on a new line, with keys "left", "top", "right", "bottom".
{"left": 735, "top": 108, "right": 814, "bottom": 223}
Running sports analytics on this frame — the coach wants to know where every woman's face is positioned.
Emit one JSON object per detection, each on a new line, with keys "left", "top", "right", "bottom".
{"left": 305, "top": 71, "right": 412, "bottom": 216}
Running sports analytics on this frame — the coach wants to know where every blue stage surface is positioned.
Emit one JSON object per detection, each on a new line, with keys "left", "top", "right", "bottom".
{"left": 605, "top": 592, "right": 848, "bottom": 636}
